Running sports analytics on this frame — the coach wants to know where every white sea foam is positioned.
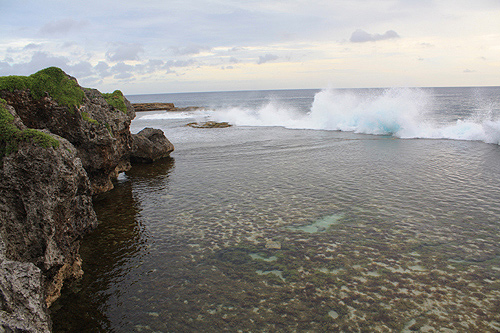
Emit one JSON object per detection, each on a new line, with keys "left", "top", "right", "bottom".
{"left": 139, "top": 109, "right": 214, "bottom": 120}
{"left": 212, "top": 87, "right": 500, "bottom": 145}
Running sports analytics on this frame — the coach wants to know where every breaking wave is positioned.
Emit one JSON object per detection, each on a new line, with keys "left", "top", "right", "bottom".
{"left": 212, "top": 88, "right": 500, "bottom": 145}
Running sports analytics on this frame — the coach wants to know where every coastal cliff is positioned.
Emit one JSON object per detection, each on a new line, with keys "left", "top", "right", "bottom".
{"left": 0, "top": 68, "right": 173, "bottom": 331}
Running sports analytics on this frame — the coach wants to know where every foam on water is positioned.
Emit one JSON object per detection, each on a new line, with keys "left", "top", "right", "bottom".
{"left": 139, "top": 109, "right": 213, "bottom": 120}
{"left": 210, "top": 87, "right": 500, "bottom": 145}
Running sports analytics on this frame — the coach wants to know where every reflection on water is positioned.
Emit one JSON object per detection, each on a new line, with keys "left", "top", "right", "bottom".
{"left": 51, "top": 129, "right": 500, "bottom": 331}
{"left": 51, "top": 158, "right": 175, "bottom": 332}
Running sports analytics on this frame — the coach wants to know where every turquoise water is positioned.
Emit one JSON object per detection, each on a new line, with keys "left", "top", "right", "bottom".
{"left": 52, "top": 87, "right": 500, "bottom": 332}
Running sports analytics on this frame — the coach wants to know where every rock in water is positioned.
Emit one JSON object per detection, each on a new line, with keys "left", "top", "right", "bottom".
{"left": 131, "top": 127, "right": 174, "bottom": 163}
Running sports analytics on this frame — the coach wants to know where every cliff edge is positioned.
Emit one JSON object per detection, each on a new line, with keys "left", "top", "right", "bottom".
{"left": 0, "top": 68, "right": 173, "bottom": 332}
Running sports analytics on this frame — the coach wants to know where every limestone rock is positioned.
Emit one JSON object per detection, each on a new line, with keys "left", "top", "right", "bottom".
{"left": 186, "top": 121, "right": 232, "bottom": 128}
{"left": 0, "top": 68, "right": 174, "bottom": 331}
{"left": 132, "top": 102, "right": 176, "bottom": 111}
{"left": 0, "top": 254, "right": 51, "bottom": 332}
{"left": 0, "top": 69, "right": 135, "bottom": 194}
{"left": 265, "top": 241, "right": 282, "bottom": 250}
{"left": 0, "top": 122, "right": 97, "bottom": 329}
{"left": 130, "top": 127, "right": 174, "bottom": 163}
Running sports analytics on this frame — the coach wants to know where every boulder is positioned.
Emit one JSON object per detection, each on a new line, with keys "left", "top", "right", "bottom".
{"left": 130, "top": 127, "right": 174, "bottom": 163}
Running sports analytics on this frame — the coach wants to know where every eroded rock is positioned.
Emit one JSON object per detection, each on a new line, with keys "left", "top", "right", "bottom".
{"left": 131, "top": 127, "right": 174, "bottom": 163}
{"left": 0, "top": 68, "right": 175, "bottom": 331}
{"left": 0, "top": 68, "right": 135, "bottom": 194}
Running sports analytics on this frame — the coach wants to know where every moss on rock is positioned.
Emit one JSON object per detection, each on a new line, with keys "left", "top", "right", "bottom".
{"left": 81, "top": 111, "right": 99, "bottom": 125}
{"left": 0, "top": 99, "right": 59, "bottom": 158}
{"left": 0, "top": 67, "right": 84, "bottom": 109}
{"left": 102, "top": 90, "right": 127, "bottom": 113}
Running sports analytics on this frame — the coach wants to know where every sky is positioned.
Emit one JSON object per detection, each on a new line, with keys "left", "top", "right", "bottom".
{"left": 1, "top": 0, "right": 499, "bottom": 94}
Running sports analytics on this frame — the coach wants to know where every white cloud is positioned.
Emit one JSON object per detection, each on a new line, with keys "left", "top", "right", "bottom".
{"left": 39, "top": 19, "right": 88, "bottom": 35}
{"left": 169, "top": 45, "right": 212, "bottom": 56}
{"left": 350, "top": 29, "right": 400, "bottom": 43}
{"left": 1, "top": 0, "right": 500, "bottom": 92}
{"left": 106, "top": 43, "right": 144, "bottom": 62}
{"left": 257, "top": 54, "right": 279, "bottom": 64}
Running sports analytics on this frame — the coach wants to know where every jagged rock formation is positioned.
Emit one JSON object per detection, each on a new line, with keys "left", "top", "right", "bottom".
{"left": 0, "top": 103, "right": 97, "bottom": 332}
{"left": 0, "top": 69, "right": 136, "bottom": 194}
{"left": 0, "top": 68, "right": 173, "bottom": 332}
{"left": 131, "top": 127, "right": 174, "bottom": 163}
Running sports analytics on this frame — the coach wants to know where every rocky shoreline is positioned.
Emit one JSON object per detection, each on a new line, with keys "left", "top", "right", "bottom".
{"left": 0, "top": 68, "right": 174, "bottom": 332}
{"left": 132, "top": 102, "right": 203, "bottom": 112}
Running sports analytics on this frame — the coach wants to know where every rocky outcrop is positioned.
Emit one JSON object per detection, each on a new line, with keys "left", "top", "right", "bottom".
{"left": 0, "top": 68, "right": 174, "bottom": 332}
{"left": 132, "top": 102, "right": 203, "bottom": 112}
{"left": 132, "top": 102, "right": 176, "bottom": 111}
{"left": 131, "top": 127, "right": 174, "bottom": 163}
{"left": 0, "top": 103, "right": 98, "bottom": 332}
{"left": 186, "top": 121, "right": 232, "bottom": 128}
{"left": 0, "top": 257, "right": 51, "bottom": 332}
{"left": 0, "top": 68, "right": 136, "bottom": 194}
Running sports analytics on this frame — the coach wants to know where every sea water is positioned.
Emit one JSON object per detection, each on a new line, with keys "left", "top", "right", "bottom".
{"left": 51, "top": 87, "right": 500, "bottom": 332}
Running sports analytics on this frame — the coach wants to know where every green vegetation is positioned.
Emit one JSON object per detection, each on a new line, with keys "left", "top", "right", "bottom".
{"left": 102, "top": 90, "right": 127, "bottom": 113}
{"left": 0, "top": 99, "right": 59, "bottom": 158}
{"left": 0, "top": 67, "right": 84, "bottom": 109}
{"left": 81, "top": 112, "right": 98, "bottom": 125}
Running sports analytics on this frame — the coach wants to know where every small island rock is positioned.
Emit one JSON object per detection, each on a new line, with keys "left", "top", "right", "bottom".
{"left": 131, "top": 127, "right": 174, "bottom": 163}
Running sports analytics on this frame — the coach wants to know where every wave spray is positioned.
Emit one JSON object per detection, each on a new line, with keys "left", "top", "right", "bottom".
{"left": 212, "top": 87, "right": 500, "bottom": 145}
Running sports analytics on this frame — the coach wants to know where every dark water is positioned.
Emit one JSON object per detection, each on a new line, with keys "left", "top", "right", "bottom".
{"left": 52, "top": 87, "right": 500, "bottom": 332}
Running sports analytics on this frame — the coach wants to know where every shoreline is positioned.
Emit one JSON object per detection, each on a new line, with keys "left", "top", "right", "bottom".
{"left": 132, "top": 102, "right": 204, "bottom": 112}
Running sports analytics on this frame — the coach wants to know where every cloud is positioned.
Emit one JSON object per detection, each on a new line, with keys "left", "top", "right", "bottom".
{"left": 94, "top": 61, "right": 112, "bottom": 78}
{"left": 0, "top": 51, "right": 93, "bottom": 79}
{"left": 23, "top": 43, "right": 41, "bottom": 51}
{"left": 257, "top": 54, "right": 279, "bottom": 64}
{"left": 0, "top": 51, "right": 70, "bottom": 76}
{"left": 463, "top": 69, "right": 476, "bottom": 73}
{"left": 110, "top": 62, "right": 135, "bottom": 80}
{"left": 106, "top": 43, "right": 144, "bottom": 62}
{"left": 165, "top": 59, "right": 196, "bottom": 68}
{"left": 169, "top": 45, "right": 212, "bottom": 56}
{"left": 350, "top": 29, "right": 400, "bottom": 43}
{"left": 39, "top": 19, "right": 88, "bottom": 35}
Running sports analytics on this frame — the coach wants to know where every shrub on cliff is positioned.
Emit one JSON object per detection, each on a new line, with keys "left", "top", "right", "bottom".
{"left": 102, "top": 90, "right": 127, "bottom": 113}
{"left": 0, "top": 99, "right": 59, "bottom": 158}
{"left": 0, "top": 67, "right": 84, "bottom": 109}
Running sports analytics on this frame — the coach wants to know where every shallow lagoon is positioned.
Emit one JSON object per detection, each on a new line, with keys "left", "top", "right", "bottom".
{"left": 52, "top": 123, "right": 500, "bottom": 332}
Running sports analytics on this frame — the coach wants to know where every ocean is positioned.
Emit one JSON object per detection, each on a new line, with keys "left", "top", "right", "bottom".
{"left": 52, "top": 87, "right": 500, "bottom": 332}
